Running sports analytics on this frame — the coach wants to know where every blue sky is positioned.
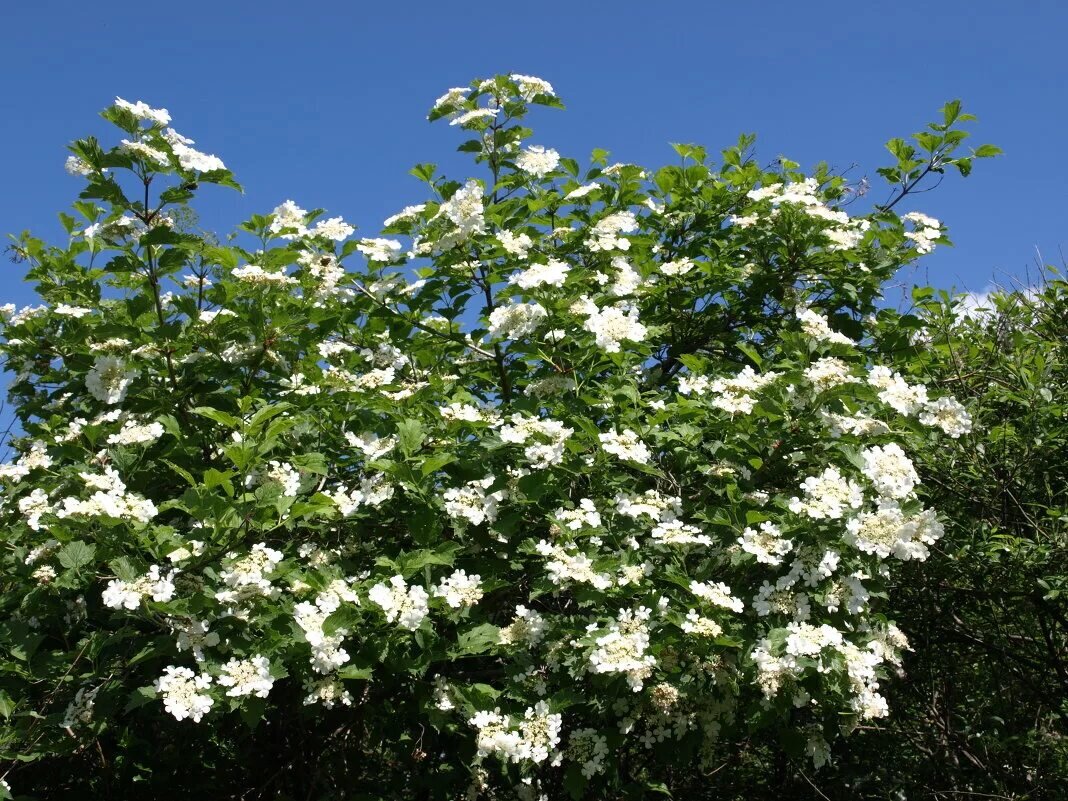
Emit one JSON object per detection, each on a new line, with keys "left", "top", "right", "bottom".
{"left": 1, "top": 0, "right": 1064, "bottom": 312}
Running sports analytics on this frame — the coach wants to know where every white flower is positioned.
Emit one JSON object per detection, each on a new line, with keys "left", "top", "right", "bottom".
{"left": 443, "top": 476, "right": 504, "bottom": 525}
{"left": 510, "top": 260, "right": 570, "bottom": 289}
{"left": 919, "top": 395, "right": 973, "bottom": 438}
{"left": 510, "top": 74, "right": 555, "bottom": 100}
{"left": 660, "top": 258, "right": 695, "bottom": 276}
{"left": 449, "top": 108, "right": 499, "bottom": 127}
{"left": 433, "top": 87, "right": 468, "bottom": 109}
{"left": 54, "top": 304, "right": 92, "bottom": 318}
{"left": 867, "top": 367, "right": 928, "bottom": 416}
{"left": 564, "top": 183, "right": 600, "bottom": 201}
{"left": 738, "top": 522, "right": 794, "bottom": 565}
{"left": 266, "top": 460, "right": 301, "bottom": 497}
{"left": 436, "top": 179, "right": 485, "bottom": 238}
{"left": 65, "top": 155, "right": 94, "bottom": 177}
{"left": 357, "top": 237, "right": 403, "bottom": 262}
{"left": 689, "top": 581, "right": 744, "bottom": 613}
{"left": 432, "top": 569, "right": 484, "bottom": 608}
{"left": 106, "top": 419, "right": 165, "bottom": 446}
{"left": 154, "top": 666, "right": 213, "bottom": 722}
{"left": 119, "top": 139, "right": 170, "bottom": 166}
{"left": 499, "top": 606, "right": 547, "bottom": 646}
{"left": 803, "top": 357, "right": 859, "bottom": 391}
{"left": 902, "top": 211, "right": 942, "bottom": 253}
{"left": 383, "top": 204, "right": 426, "bottom": 227}
{"left": 218, "top": 655, "right": 274, "bottom": 698}
{"left": 368, "top": 575, "right": 429, "bottom": 630}
{"left": 115, "top": 97, "right": 171, "bottom": 126}
{"left": 845, "top": 502, "right": 928, "bottom": 560}
{"left": 587, "top": 212, "right": 637, "bottom": 252}
{"left": 581, "top": 302, "right": 647, "bottom": 352}
{"left": 796, "top": 308, "right": 855, "bottom": 346}
{"left": 269, "top": 200, "right": 309, "bottom": 238}
{"left": 102, "top": 565, "right": 177, "bottom": 609}
{"left": 535, "top": 541, "right": 613, "bottom": 590}
{"left": 860, "top": 443, "right": 919, "bottom": 499}
{"left": 497, "top": 230, "right": 533, "bottom": 258}
{"left": 345, "top": 431, "right": 397, "bottom": 459}
{"left": 599, "top": 429, "right": 651, "bottom": 464}
{"left": 515, "top": 145, "right": 560, "bottom": 177}
{"left": 231, "top": 264, "right": 297, "bottom": 286}
{"left": 86, "top": 356, "right": 138, "bottom": 405}
{"left": 311, "top": 216, "right": 355, "bottom": 241}
{"left": 588, "top": 608, "right": 656, "bottom": 691}
{"left": 174, "top": 619, "right": 220, "bottom": 662}
{"left": 487, "top": 301, "right": 547, "bottom": 340}
{"left": 789, "top": 466, "right": 865, "bottom": 520}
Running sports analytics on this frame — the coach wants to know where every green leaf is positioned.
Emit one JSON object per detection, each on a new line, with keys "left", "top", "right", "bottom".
{"left": 0, "top": 690, "right": 15, "bottom": 719}
{"left": 191, "top": 406, "right": 240, "bottom": 428}
{"left": 124, "top": 685, "right": 158, "bottom": 713}
{"left": 337, "top": 664, "right": 374, "bottom": 681}
{"left": 58, "top": 540, "right": 96, "bottom": 570}
{"left": 420, "top": 452, "right": 455, "bottom": 477}
{"left": 397, "top": 418, "right": 425, "bottom": 458}
{"left": 449, "top": 623, "right": 500, "bottom": 657}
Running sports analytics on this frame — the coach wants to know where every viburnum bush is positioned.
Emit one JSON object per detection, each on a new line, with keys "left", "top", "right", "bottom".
{"left": 0, "top": 76, "right": 998, "bottom": 799}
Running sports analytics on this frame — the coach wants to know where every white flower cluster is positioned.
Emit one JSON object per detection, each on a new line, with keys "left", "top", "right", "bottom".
{"left": 738, "top": 522, "right": 794, "bottom": 565}
{"left": 443, "top": 476, "right": 504, "bottom": 526}
{"left": 436, "top": 179, "right": 486, "bottom": 240}
{"left": 587, "top": 212, "right": 637, "bottom": 252}
{"left": 55, "top": 467, "right": 158, "bottom": 523}
{"left": 689, "top": 581, "right": 745, "bottom": 613}
{"left": 845, "top": 503, "right": 943, "bottom": 561}
{"left": 741, "top": 179, "right": 870, "bottom": 250}
{"left": 515, "top": 145, "right": 560, "bottom": 177}
{"left": 599, "top": 429, "right": 651, "bottom": 464}
{"left": 535, "top": 540, "right": 613, "bottom": 590}
{"left": 902, "top": 211, "right": 942, "bottom": 253}
{"left": 588, "top": 607, "right": 656, "bottom": 691}
{"left": 115, "top": 97, "right": 171, "bottom": 126}
{"left": 173, "top": 618, "right": 220, "bottom": 662}
{"left": 576, "top": 297, "right": 647, "bottom": 352}
{"left": 215, "top": 543, "right": 283, "bottom": 607}
{"left": 433, "top": 569, "right": 484, "bottom": 608}
{"left": 86, "top": 356, "right": 138, "bottom": 405}
{"left": 788, "top": 466, "right": 865, "bottom": 520}
{"left": 294, "top": 581, "right": 359, "bottom": 674}
{"left": 554, "top": 498, "right": 602, "bottom": 531}
{"left": 106, "top": 419, "right": 164, "bottom": 446}
{"left": 500, "top": 414, "right": 574, "bottom": 469}
{"left": 860, "top": 443, "right": 919, "bottom": 499}
{"left": 324, "top": 474, "right": 394, "bottom": 515}
{"left": 154, "top": 666, "right": 213, "bottom": 722}
{"left": 469, "top": 701, "right": 562, "bottom": 764}
{"left": 368, "top": 575, "right": 429, "bottom": 630}
{"left": 487, "top": 301, "right": 547, "bottom": 340}
{"left": 102, "top": 565, "right": 177, "bottom": 609}
{"left": 498, "top": 605, "right": 547, "bottom": 647}
{"left": 0, "top": 440, "right": 53, "bottom": 482}
{"left": 796, "top": 307, "right": 856, "bottom": 346}
{"left": 232, "top": 264, "right": 298, "bottom": 286}
{"left": 679, "top": 365, "right": 779, "bottom": 415}
{"left": 510, "top": 259, "right": 570, "bottom": 289}
{"left": 345, "top": 431, "right": 397, "bottom": 460}
{"left": 218, "top": 655, "right": 274, "bottom": 698}
{"left": 162, "top": 128, "right": 226, "bottom": 173}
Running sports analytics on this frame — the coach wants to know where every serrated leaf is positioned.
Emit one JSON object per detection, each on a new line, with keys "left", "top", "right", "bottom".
{"left": 58, "top": 540, "right": 96, "bottom": 570}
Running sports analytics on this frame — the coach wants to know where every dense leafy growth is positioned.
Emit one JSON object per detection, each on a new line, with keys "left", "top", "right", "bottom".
{"left": 0, "top": 76, "right": 1046, "bottom": 801}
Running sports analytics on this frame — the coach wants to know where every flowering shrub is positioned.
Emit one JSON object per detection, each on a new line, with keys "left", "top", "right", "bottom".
{"left": 0, "top": 76, "right": 997, "bottom": 799}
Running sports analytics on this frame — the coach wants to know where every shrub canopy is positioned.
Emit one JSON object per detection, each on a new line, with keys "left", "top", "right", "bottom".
{"left": 0, "top": 75, "right": 998, "bottom": 799}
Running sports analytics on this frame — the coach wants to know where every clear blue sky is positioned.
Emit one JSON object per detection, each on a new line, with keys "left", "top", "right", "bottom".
{"left": 1, "top": 0, "right": 1064, "bottom": 311}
